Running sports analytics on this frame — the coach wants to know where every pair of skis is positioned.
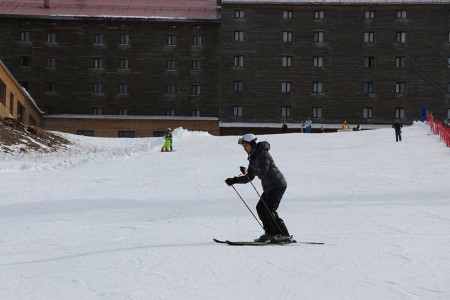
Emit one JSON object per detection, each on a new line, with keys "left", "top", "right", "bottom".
{"left": 213, "top": 238, "right": 324, "bottom": 246}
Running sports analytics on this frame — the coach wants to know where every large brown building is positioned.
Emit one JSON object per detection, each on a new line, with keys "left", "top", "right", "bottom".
{"left": 0, "top": 0, "right": 449, "bottom": 132}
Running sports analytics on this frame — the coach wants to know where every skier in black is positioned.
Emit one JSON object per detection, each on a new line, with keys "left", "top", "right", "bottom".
{"left": 392, "top": 120, "right": 403, "bottom": 142}
{"left": 225, "top": 134, "right": 290, "bottom": 242}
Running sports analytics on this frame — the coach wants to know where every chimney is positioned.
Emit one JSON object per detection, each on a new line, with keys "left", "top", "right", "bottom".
{"left": 44, "top": 0, "right": 49, "bottom": 8}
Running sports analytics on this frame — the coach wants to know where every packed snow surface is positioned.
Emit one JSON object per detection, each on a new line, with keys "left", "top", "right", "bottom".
{"left": 1, "top": 124, "right": 449, "bottom": 300}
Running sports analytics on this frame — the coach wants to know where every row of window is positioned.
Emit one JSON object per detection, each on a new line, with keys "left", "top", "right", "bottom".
{"left": 79, "top": 108, "right": 201, "bottom": 117}
{"left": 234, "top": 9, "right": 410, "bottom": 20}
{"left": 231, "top": 81, "right": 410, "bottom": 95}
{"left": 19, "top": 32, "right": 203, "bottom": 46}
{"left": 234, "top": 30, "right": 411, "bottom": 43}
{"left": 40, "top": 80, "right": 433, "bottom": 95}
{"left": 232, "top": 105, "right": 407, "bottom": 119}
{"left": 19, "top": 55, "right": 410, "bottom": 70}
{"left": 19, "top": 57, "right": 204, "bottom": 71}
{"left": 233, "top": 55, "right": 408, "bottom": 69}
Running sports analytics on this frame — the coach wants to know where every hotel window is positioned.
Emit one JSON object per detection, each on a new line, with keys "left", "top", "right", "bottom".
{"left": 20, "top": 31, "right": 30, "bottom": 42}
{"left": 234, "top": 55, "right": 244, "bottom": 67}
{"left": 233, "top": 81, "right": 244, "bottom": 93}
{"left": 119, "top": 108, "right": 128, "bottom": 115}
{"left": 283, "top": 11, "right": 293, "bottom": 19}
{"left": 364, "top": 32, "right": 374, "bottom": 43}
{"left": 396, "top": 32, "right": 406, "bottom": 43}
{"left": 395, "top": 82, "right": 406, "bottom": 94}
{"left": 93, "top": 83, "right": 103, "bottom": 94}
{"left": 166, "top": 84, "right": 177, "bottom": 95}
{"left": 282, "top": 56, "right": 292, "bottom": 67}
{"left": 46, "top": 57, "right": 56, "bottom": 68}
{"left": 448, "top": 83, "right": 450, "bottom": 93}
{"left": 93, "top": 107, "right": 102, "bottom": 115}
{"left": 364, "top": 10, "right": 375, "bottom": 19}
{"left": 192, "top": 35, "right": 202, "bottom": 46}
{"left": 77, "top": 130, "right": 94, "bottom": 136}
{"left": 281, "top": 81, "right": 292, "bottom": 93}
{"left": 119, "top": 83, "right": 129, "bottom": 94}
{"left": 167, "top": 35, "right": 177, "bottom": 45}
{"left": 20, "top": 56, "right": 29, "bottom": 66}
{"left": 282, "top": 31, "right": 293, "bottom": 43}
{"left": 166, "top": 109, "right": 175, "bottom": 116}
{"left": 314, "top": 11, "right": 324, "bottom": 19}
{"left": 192, "top": 60, "right": 202, "bottom": 70}
{"left": 192, "top": 110, "right": 201, "bottom": 117}
{"left": 94, "top": 34, "right": 104, "bottom": 44}
{"left": 235, "top": 10, "right": 245, "bottom": 18}
{"left": 120, "top": 34, "right": 129, "bottom": 45}
{"left": 396, "top": 57, "right": 407, "bottom": 68}
{"left": 94, "top": 58, "right": 104, "bottom": 68}
{"left": 167, "top": 60, "right": 176, "bottom": 70}
{"left": 44, "top": 82, "right": 55, "bottom": 92}
{"left": 233, "top": 106, "right": 243, "bottom": 117}
{"left": 281, "top": 106, "right": 291, "bottom": 118}
{"left": 314, "top": 31, "right": 324, "bottom": 43}
{"left": 396, "top": 10, "right": 407, "bottom": 19}
{"left": 363, "top": 107, "right": 373, "bottom": 119}
{"left": 234, "top": 31, "right": 244, "bottom": 42}
{"left": 119, "top": 59, "right": 129, "bottom": 69}
{"left": 191, "top": 85, "right": 201, "bottom": 95}
{"left": 47, "top": 32, "right": 57, "bottom": 43}
{"left": 364, "top": 56, "right": 375, "bottom": 68}
{"left": 363, "top": 82, "right": 374, "bottom": 94}
{"left": 312, "top": 107, "right": 322, "bottom": 118}
{"left": 118, "top": 131, "right": 135, "bottom": 138}
{"left": 313, "top": 56, "right": 323, "bottom": 68}
{"left": 313, "top": 82, "right": 324, "bottom": 93}
{"left": 395, "top": 107, "right": 405, "bottom": 119}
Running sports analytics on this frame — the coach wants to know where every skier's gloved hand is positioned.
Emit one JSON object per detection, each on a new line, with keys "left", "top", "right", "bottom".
{"left": 225, "top": 177, "right": 236, "bottom": 186}
{"left": 240, "top": 166, "right": 247, "bottom": 175}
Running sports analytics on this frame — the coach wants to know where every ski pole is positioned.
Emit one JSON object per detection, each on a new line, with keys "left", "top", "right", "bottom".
{"left": 230, "top": 185, "right": 264, "bottom": 230}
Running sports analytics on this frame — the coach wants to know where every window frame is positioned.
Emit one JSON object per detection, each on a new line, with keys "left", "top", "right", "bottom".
{"left": 312, "top": 107, "right": 322, "bottom": 118}
{"left": 233, "top": 105, "right": 243, "bottom": 117}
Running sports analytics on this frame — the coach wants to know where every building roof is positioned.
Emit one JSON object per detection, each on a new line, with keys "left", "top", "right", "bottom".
{"left": 221, "top": 0, "right": 449, "bottom": 4}
{"left": 0, "top": 0, "right": 220, "bottom": 21}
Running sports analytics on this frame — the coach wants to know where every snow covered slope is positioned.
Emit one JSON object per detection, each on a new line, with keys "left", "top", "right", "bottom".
{"left": 0, "top": 124, "right": 449, "bottom": 299}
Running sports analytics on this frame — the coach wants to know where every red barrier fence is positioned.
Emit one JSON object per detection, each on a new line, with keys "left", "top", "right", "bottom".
{"left": 426, "top": 111, "right": 450, "bottom": 147}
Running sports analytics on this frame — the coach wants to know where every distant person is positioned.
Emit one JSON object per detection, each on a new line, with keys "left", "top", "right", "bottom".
{"left": 354, "top": 123, "right": 361, "bottom": 131}
{"left": 321, "top": 126, "right": 325, "bottom": 133}
{"left": 161, "top": 128, "right": 172, "bottom": 152}
{"left": 342, "top": 121, "right": 349, "bottom": 130}
{"left": 305, "top": 118, "right": 312, "bottom": 133}
{"left": 392, "top": 120, "right": 403, "bottom": 142}
{"left": 282, "top": 121, "right": 288, "bottom": 133}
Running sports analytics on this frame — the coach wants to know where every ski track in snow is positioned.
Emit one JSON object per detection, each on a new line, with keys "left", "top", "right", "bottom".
{"left": 0, "top": 123, "right": 449, "bottom": 299}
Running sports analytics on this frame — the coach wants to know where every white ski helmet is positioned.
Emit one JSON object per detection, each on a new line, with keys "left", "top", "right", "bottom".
{"left": 238, "top": 133, "right": 257, "bottom": 145}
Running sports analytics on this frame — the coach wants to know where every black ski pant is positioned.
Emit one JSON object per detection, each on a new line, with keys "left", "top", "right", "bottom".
{"left": 395, "top": 130, "right": 402, "bottom": 142}
{"left": 256, "top": 186, "right": 290, "bottom": 236}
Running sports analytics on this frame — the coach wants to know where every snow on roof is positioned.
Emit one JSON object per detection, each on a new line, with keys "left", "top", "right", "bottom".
{"left": 0, "top": 0, "right": 220, "bottom": 21}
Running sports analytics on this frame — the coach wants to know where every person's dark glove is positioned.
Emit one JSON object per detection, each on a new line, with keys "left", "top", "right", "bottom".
{"left": 225, "top": 177, "right": 236, "bottom": 186}
{"left": 240, "top": 166, "right": 247, "bottom": 175}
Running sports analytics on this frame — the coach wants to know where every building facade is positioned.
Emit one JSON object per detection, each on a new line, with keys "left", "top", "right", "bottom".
{"left": 0, "top": 0, "right": 449, "bottom": 129}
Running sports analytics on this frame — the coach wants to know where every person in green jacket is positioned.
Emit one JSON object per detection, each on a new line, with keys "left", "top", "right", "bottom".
{"left": 161, "top": 128, "right": 172, "bottom": 152}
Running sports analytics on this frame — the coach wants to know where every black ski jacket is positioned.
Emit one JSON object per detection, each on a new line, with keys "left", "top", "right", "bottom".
{"left": 392, "top": 123, "right": 403, "bottom": 132}
{"left": 234, "top": 141, "right": 287, "bottom": 191}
